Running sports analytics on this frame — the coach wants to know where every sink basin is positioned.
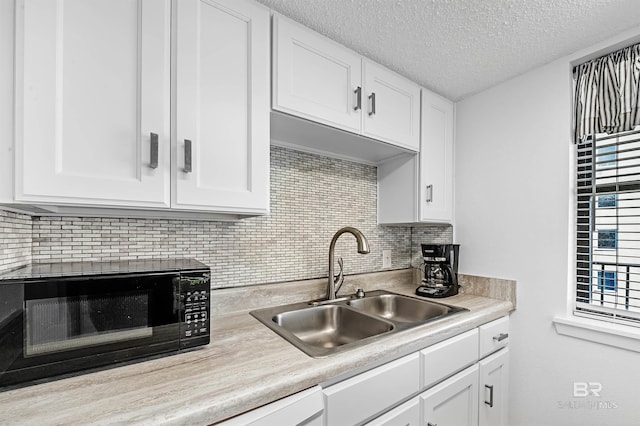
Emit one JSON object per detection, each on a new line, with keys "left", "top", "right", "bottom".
{"left": 252, "top": 304, "right": 394, "bottom": 357}
{"left": 250, "top": 290, "right": 467, "bottom": 358}
{"left": 347, "top": 293, "right": 465, "bottom": 323}
{"left": 274, "top": 305, "right": 393, "bottom": 349}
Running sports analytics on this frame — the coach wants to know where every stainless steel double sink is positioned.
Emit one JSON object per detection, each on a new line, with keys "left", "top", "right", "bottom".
{"left": 250, "top": 290, "right": 468, "bottom": 358}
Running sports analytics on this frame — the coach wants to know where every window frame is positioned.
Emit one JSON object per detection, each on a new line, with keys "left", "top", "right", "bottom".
{"left": 573, "top": 130, "right": 640, "bottom": 326}
{"left": 554, "top": 137, "right": 640, "bottom": 353}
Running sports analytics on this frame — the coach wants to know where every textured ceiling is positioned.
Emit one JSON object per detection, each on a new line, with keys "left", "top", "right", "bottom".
{"left": 255, "top": 0, "right": 640, "bottom": 100}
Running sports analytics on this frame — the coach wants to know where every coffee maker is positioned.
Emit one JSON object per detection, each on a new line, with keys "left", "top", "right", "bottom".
{"left": 416, "top": 244, "right": 460, "bottom": 298}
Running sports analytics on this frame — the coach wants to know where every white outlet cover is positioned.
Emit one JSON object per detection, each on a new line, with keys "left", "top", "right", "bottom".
{"left": 382, "top": 250, "right": 391, "bottom": 268}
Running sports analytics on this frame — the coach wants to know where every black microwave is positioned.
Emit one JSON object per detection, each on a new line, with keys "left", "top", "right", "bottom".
{"left": 0, "top": 259, "right": 210, "bottom": 389}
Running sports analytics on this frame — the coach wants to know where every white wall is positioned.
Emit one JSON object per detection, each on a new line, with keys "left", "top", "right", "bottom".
{"left": 1, "top": 0, "right": 14, "bottom": 202}
{"left": 455, "top": 29, "right": 640, "bottom": 425}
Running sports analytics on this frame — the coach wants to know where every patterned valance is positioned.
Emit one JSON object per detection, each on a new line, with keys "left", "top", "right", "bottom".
{"left": 574, "top": 43, "right": 640, "bottom": 143}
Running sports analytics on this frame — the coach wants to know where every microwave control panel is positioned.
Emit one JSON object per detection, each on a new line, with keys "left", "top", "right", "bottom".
{"left": 179, "top": 271, "right": 211, "bottom": 348}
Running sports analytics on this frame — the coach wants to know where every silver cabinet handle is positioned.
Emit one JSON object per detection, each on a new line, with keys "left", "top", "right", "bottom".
{"left": 427, "top": 423, "right": 438, "bottom": 426}
{"left": 368, "top": 92, "right": 376, "bottom": 116}
{"left": 485, "top": 384, "right": 494, "bottom": 407}
{"left": 493, "top": 333, "right": 509, "bottom": 342}
{"left": 354, "top": 86, "right": 362, "bottom": 111}
{"left": 426, "top": 184, "right": 433, "bottom": 203}
{"left": 150, "top": 133, "right": 159, "bottom": 169}
{"left": 184, "top": 139, "right": 192, "bottom": 173}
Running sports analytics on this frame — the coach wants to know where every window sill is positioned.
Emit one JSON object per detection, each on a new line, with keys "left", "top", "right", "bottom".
{"left": 553, "top": 315, "right": 640, "bottom": 353}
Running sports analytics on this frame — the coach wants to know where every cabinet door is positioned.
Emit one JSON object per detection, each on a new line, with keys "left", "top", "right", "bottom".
{"left": 272, "top": 14, "right": 362, "bottom": 134}
{"left": 419, "top": 89, "right": 454, "bottom": 223}
{"left": 362, "top": 60, "right": 420, "bottom": 151}
{"left": 421, "top": 364, "right": 479, "bottom": 426}
{"left": 174, "top": 0, "right": 269, "bottom": 213}
{"left": 479, "top": 348, "right": 509, "bottom": 426}
{"left": 15, "top": 0, "right": 171, "bottom": 207}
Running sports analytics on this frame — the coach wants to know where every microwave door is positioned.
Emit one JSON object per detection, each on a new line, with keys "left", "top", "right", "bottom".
{"left": 1, "top": 273, "right": 181, "bottom": 386}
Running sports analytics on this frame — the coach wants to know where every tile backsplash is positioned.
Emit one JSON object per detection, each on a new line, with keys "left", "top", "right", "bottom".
{"left": 0, "top": 210, "right": 32, "bottom": 272}
{"left": 1, "top": 146, "right": 452, "bottom": 287}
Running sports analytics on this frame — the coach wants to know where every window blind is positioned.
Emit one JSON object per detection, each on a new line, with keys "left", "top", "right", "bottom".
{"left": 576, "top": 128, "right": 640, "bottom": 325}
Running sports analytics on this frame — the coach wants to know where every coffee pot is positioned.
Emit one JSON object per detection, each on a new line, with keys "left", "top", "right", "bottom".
{"left": 416, "top": 244, "right": 460, "bottom": 298}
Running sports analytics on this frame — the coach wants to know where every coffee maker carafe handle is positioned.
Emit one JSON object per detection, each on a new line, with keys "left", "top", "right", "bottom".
{"left": 442, "top": 264, "right": 457, "bottom": 287}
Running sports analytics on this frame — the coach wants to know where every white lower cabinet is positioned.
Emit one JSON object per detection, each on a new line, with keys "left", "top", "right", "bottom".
{"left": 222, "top": 317, "right": 510, "bottom": 426}
{"left": 421, "top": 364, "right": 479, "bottom": 426}
{"left": 419, "top": 347, "right": 510, "bottom": 426}
{"left": 479, "top": 348, "right": 509, "bottom": 426}
{"left": 331, "top": 316, "right": 509, "bottom": 426}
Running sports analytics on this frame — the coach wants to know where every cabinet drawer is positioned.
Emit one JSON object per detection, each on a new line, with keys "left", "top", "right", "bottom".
{"left": 479, "top": 317, "right": 510, "bottom": 358}
{"left": 421, "top": 329, "right": 479, "bottom": 389}
{"left": 219, "top": 386, "right": 323, "bottom": 426}
{"left": 365, "top": 397, "right": 420, "bottom": 426}
{"left": 323, "top": 353, "right": 420, "bottom": 425}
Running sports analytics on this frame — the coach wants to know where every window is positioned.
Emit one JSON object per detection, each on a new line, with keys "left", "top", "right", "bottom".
{"left": 597, "top": 271, "right": 617, "bottom": 292}
{"left": 597, "top": 229, "right": 617, "bottom": 249}
{"left": 576, "top": 130, "right": 640, "bottom": 325}
{"left": 596, "top": 145, "right": 617, "bottom": 169}
{"left": 597, "top": 194, "right": 617, "bottom": 208}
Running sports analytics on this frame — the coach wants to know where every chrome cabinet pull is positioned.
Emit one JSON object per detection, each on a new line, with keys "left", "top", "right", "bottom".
{"left": 426, "top": 184, "right": 433, "bottom": 203}
{"left": 493, "top": 333, "right": 509, "bottom": 342}
{"left": 485, "top": 384, "right": 494, "bottom": 407}
{"left": 150, "top": 133, "right": 159, "bottom": 169}
{"left": 368, "top": 92, "right": 376, "bottom": 116}
{"left": 354, "top": 86, "right": 362, "bottom": 111}
{"left": 184, "top": 139, "right": 192, "bottom": 173}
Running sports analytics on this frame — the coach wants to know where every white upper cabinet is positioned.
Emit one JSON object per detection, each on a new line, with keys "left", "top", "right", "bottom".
{"left": 420, "top": 89, "right": 454, "bottom": 223}
{"left": 362, "top": 60, "right": 420, "bottom": 151}
{"left": 272, "top": 14, "right": 420, "bottom": 155}
{"left": 11, "top": 0, "right": 269, "bottom": 218}
{"left": 272, "top": 14, "right": 361, "bottom": 133}
{"left": 15, "top": 0, "right": 171, "bottom": 208}
{"left": 378, "top": 88, "right": 453, "bottom": 224}
{"left": 173, "top": 0, "right": 269, "bottom": 214}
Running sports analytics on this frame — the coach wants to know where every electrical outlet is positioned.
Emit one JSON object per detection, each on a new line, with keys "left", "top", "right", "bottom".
{"left": 382, "top": 250, "right": 391, "bottom": 268}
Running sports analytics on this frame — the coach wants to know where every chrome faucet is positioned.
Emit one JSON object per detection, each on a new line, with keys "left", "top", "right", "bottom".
{"left": 328, "top": 227, "right": 370, "bottom": 300}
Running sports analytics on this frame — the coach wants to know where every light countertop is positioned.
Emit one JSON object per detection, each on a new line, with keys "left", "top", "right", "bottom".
{"left": 0, "top": 270, "right": 514, "bottom": 425}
